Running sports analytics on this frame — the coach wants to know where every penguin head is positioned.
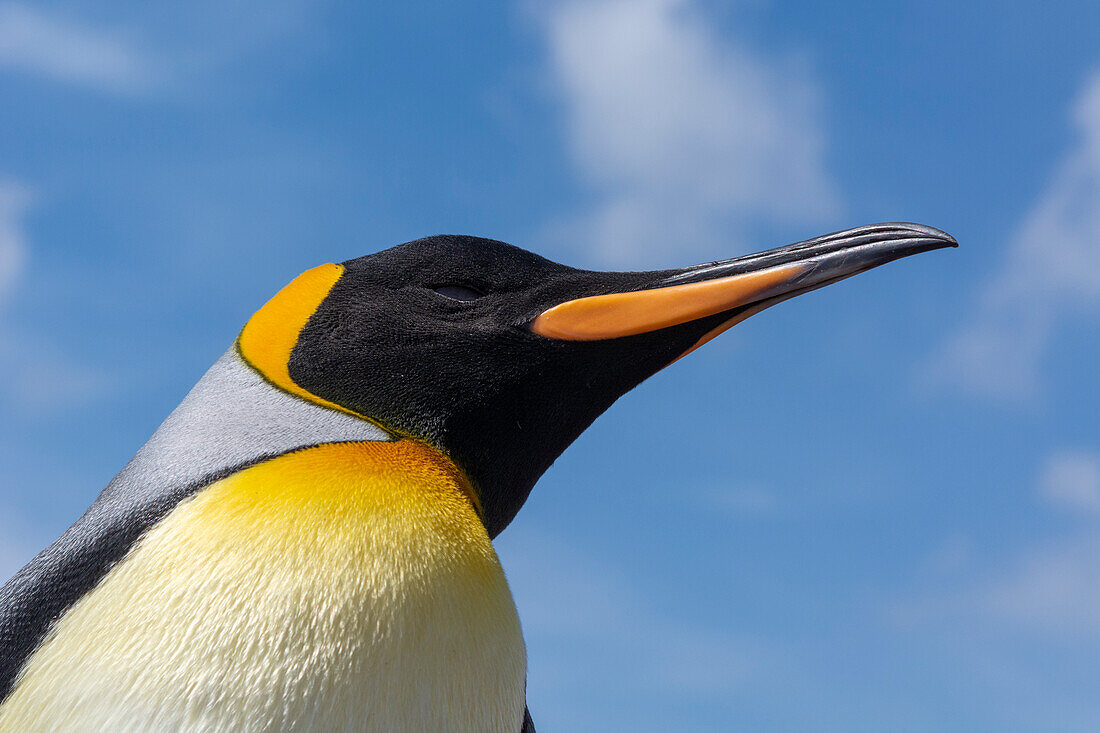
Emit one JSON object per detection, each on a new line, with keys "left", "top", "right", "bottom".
{"left": 238, "top": 224, "right": 955, "bottom": 537}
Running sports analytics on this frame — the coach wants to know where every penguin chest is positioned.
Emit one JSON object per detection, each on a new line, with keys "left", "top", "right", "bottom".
{"left": 0, "top": 441, "right": 527, "bottom": 733}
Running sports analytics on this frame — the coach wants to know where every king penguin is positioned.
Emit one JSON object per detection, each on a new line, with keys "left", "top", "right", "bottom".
{"left": 0, "top": 223, "right": 954, "bottom": 732}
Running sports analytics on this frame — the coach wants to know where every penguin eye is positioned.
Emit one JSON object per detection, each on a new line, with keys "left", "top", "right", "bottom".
{"left": 432, "top": 285, "right": 485, "bottom": 302}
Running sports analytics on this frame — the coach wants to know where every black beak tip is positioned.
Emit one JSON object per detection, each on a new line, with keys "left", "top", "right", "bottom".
{"left": 886, "top": 221, "right": 959, "bottom": 249}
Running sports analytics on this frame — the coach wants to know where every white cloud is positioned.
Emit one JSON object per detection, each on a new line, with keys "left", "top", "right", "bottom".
{"left": 894, "top": 530, "right": 1100, "bottom": 639}
{"left": 536, "top": 0, "right": 838, "bottom": 265}
{"left": 929, "top": 72, "right": 1100, "bottom": 401}
{"left": 0, "top": 3, "right": 154, "bottom": 93}
{"left": 1039, "top": 450, "right": 1100, "bottom": 513}
{"left": 887, "top": 532, "right": 1100, "bottom": 730}
{"left": 887, "top": 458, "right": 1100, "bottom": 666}
{"left": 0, "top": 2, "right": 329, "bottom": 97}
{"left": 979, "top": 534, "right": 1100, "bottom": 636}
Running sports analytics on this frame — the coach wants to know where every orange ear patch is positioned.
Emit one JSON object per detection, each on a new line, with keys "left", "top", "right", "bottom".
{"left": 531, "top": 263, "right": 806, "bottom": 341}
{"left": 238, "top": 263, "right": 360, "bottom": 417}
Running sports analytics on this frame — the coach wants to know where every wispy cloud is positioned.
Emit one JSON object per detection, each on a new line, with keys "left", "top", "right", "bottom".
{"left": 887, "top": 529, "right": 1100, "bottom": 730}
{"left": 0, "top": 178, "right": 29, "bottom": 302}
{"left": 1039, "top": 449, "right": 1100, "bottom": 514}
{"left": 978, "top": 534, "right": 1100, "bottom": 636}
{"left": 894, "top": 450, "right": 1100, "bottom": 638}
{"left": 896, "top": 535, "right": 1100, "bottom": 642}
{"left": 0, "top": 3, "right": 155, "bottom": 93}
{"left": 928, "top": 72, "right": 1100, "bottom": 402}
{"left": 535, "top": 0, "right": 838, "bottom": 265}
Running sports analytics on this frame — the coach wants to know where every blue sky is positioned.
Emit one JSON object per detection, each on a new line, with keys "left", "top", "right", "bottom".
{"left": 3, "top": 1, "right": 1100, "bottom": 730}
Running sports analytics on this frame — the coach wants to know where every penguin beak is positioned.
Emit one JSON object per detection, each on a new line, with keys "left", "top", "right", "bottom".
{"left": 532, "top": 222, "right": 957, "bottom": 356}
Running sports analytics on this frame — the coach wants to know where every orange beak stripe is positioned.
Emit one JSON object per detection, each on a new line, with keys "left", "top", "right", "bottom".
{"left": 531, "top": 263, "right": 807, "bottom": 341}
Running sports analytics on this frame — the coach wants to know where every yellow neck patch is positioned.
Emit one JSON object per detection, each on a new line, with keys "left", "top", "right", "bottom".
{"left": 238, "top": 262, "right": 361, "bottom": 418}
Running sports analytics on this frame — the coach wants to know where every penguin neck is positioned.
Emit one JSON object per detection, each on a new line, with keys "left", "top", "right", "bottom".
{"left": 0, "top": 440, "right": 527, "bottom": 732}
{"left": 99, "top": 346, "right": 393, "bottom": 513}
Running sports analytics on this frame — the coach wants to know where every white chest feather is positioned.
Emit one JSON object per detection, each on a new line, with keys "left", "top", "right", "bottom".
{"left": 0, "top": 442, "right": 527, "bottom": 733}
